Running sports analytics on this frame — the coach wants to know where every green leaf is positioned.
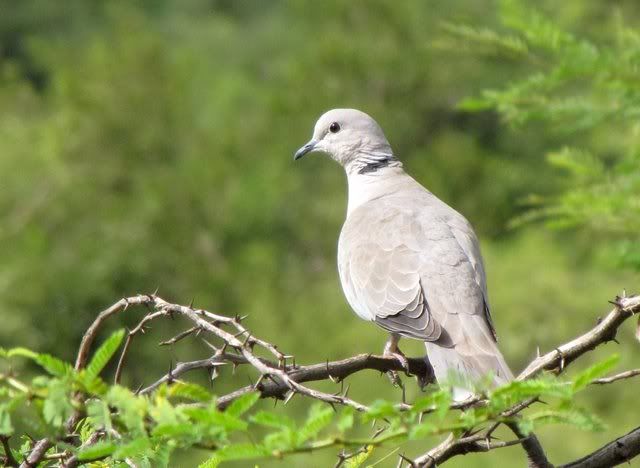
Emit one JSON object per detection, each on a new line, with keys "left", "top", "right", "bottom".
{"left": 0, "top": 404, "right": 14, "bottom": 435}
{"left": 297, "top": 403, "right": 334, "bottom": 444}
{"left": 86, "top": 399, "right": 113, "bottom": 433}
{"left": 43, "top": 378, "right": 73, "bottom": 426}
{"left": 106, "top": 386, "right": 148, "bottom": 434}
{"left": 490, "top": 377, "right": 572, "bottom": 411}
{"left": 409, "top": 421, "right": 436, "bottom": 439}
{"left": 6, "top": 347, "right": 38, "bottom": 360}
{"left": 35, "top": 354, "right": 74, "bottom": 377}
{"left": 250, "top": 410, "right": 295, "bottom": 430}
{"left": 85, "top": 329, "right": 126, "bottom": 382}
{"left": 200, "top": 443, "right": 269, "bottom": 466}
{"left": 572, "top": 354, "right": 620, "bottom": 391}
{"left": 76, "top": 441, "right": 117, "bottom": 461}
{"left": 345, "top": 445, "right": 373, "bottom": 467}
{"left": 362, "top": 400, "right": 398, "bottom": 422}
{"left": 225, "top": 392, "right": 260, "bottom": 418}
{"left": 184, "top": 404, "right": 248, "bottom": 432}
{"left": 5, "top": 348, "right": 72, "bottom": 377}
{"left": 113, "top": 437, "right": 152, "bottom": 459}
{"left": 336, "top": 407, "right": 355, "bottom": 433}
{"left": 168, "top": 382, "right": 212, "bottom": 402}
{"left": 530, "top": 407, "right": 606, "bottom": 432}
{"left": 151, "top": 422, "right": 196, "bottom": 438}
{"left": 411, "top": 390, "right": 451, "bottom": 420}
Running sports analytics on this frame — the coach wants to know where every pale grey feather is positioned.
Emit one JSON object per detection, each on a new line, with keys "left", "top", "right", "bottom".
{"left": 296, "top": 108, "right": 513, "bottom": 396}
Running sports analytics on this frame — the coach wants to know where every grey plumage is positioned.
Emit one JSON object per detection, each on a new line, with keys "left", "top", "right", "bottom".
{"left": 295, "top": 109, "right": 512, "bottom": 399}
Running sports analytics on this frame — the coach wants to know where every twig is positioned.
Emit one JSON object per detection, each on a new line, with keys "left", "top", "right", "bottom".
{"left": 1, "top": 435, "right": 18, "bottom": 468}
{"left": 19, "top": 439, "right": 52, "bottom": 468}
{"left": 591, "top": 369, "right": 640, "bottom": 385}
{"left": 18, "top": 292, "right": 640, "bottom": 468}
{"left": 559, "top": 425, "right": 640, "bottom": 468}
{"left": 413, "top": 432, "right": 531, "bottom": 467}
{"left": 518, "top": 295, "right": 640, "bottom": 380}
{"left": 216, "top": 353, "right": 432, "bottom": 409}
{"left": 75, "top": 295, "right": 153, "bottom": 370}
{"left": 114, "top": 310, "right": 167, "bottom": 384}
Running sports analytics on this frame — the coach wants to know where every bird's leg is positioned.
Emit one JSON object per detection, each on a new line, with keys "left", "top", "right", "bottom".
{"left": 383, "top": 334, "right": 410, "bottom": 374}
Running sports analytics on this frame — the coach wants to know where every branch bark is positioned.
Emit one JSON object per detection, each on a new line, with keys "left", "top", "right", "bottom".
{"left": 18, "top": 292, "right": 640, "bottom": 468}
{"left": 559, "top": 426, "right": 640, "bottom": 468}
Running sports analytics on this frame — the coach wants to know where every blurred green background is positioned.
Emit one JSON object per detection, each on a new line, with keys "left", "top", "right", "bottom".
{"left": 1, "top": 0, "right": 638, "bottom": 466}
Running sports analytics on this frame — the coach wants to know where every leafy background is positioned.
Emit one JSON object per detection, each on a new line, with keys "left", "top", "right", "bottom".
{"left": 0, "top": 0, "right": 638, "bottom": 466}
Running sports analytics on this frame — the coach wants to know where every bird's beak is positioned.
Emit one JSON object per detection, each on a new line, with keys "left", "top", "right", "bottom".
{"left": 294, "top": 140, "right": 318, "bottom": 161}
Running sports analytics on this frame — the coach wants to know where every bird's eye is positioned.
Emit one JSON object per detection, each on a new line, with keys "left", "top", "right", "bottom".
{"left": 329, "top": 122, "right": 341, "bottom": 133}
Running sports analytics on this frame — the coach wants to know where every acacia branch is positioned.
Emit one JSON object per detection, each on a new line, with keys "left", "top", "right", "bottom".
{"left": 19, "top": 292, "right": 640, "bottom": 468}
{"left": 518, "top": 294, "right": 640, "bottom": 380}
{"left": 559, "top": 426, "right": 640, "bottom": 468}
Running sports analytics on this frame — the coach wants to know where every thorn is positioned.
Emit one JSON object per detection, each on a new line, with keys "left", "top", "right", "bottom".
{"left": 239, "top": 314, "right": 249, "bottom": 321}
{"left": 398, "top": 453, "right": 416, "bottom": 467}
{"left": 122, "top": 297, "right": 130, "bottom": 311}
{"left": 167, "top": 360, "right": 175, "bottom": 383}
{"left": 242, "top": 333, "right": 252, "bottom": 347}
{"left": 254, "top": 374, "right": 265, "bottom": 390}
{"left": 328, "top": 402, "right": 337, "bottom": 413}
{"left": 188, "top": 297, "right": 195, "bottom": 309}
{"left": 152, "top": 286, "right": 159, "bottom": 296}
{"left": 202, "top": 339, "right": 218, "bottom": 352}
{"left": 134, "top": 383, "right": 144, "bottom": 395}
{"left": 265, "top": 373, "right": 278, "bottom": 385}
{"left": 555, "top": 348, "right": 565, "bottom": 371}
{"left": 536, "top": 346, "right": 540, "bottom": 358}
{"left": 284, "top": 390, "right": 295, "bottom": 405}
{"left": 232, "top": 363, "right": 238, "bottom": 375}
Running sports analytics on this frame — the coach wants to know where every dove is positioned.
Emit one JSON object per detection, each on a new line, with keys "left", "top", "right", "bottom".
{"left": 294, "top": 108, "right": 513, "bottom": 399}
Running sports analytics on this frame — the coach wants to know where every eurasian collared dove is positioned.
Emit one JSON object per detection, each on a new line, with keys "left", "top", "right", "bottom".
{"left": 295, "top": 108, "right": 513, "bottom": 399}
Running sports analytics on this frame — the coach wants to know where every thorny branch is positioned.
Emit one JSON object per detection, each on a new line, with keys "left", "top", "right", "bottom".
{"left": 14, "top": 292, "right": 640, "bottom": 468}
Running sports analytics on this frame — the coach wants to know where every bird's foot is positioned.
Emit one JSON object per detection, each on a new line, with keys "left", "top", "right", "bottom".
{"left": 383, "top": 335, "right": 410, "bottom": 373}
{"left": 383, "top": 335, "right": 410, "bottom": 387}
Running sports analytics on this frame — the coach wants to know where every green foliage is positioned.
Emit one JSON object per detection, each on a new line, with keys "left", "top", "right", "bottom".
{"left": 448, "top": 0, "right": 640, "bottom": 269}
{"left": 1, "top": 0, "right": 638, "bottom": 466}
{"left": 1, "top": 337, "right": 622, "bottom": 466}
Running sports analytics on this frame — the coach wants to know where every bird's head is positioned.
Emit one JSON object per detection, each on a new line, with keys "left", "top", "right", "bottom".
{"left": 294, "top": 109, "right": 396, "bottom": 172}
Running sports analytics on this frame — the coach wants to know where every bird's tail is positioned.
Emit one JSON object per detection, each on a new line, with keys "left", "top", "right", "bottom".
{"left": 424, "top": 341, "right": 513, "bottom": 401}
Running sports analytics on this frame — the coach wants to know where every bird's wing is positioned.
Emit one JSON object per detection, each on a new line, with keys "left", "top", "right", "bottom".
{"left": 339, "top": 196, "right": 496, "bottom": 347}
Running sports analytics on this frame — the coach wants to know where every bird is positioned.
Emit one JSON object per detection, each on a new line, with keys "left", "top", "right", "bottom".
{"left": 294, "top": 108, "right": 513, "bottom": 400}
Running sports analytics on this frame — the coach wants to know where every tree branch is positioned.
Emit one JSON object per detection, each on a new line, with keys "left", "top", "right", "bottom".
{"left": 559, "top": 426, "right": 640, "bottom": 468}
{"left": 18, "top": 292, "right": 640, "bottom": 468}
{"left": 518, "top": 294, "right": 640, "bottom": 380}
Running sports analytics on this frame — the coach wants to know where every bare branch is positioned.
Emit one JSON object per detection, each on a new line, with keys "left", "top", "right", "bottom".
{"left": 19, "top": 292, "right": 640, "bottom": 468}
{"left": 75, "top": 295, "right": 155, "bottom": 370}
{"left": 559, "top": 426, "right": 640, "bottom": 468}
{"left": 591, "top": 369, "right": 640, "bottom": 385}
{"left": 114, "top": 310, "right": 168, "bottom": 384}
{"left": 0, "top": 436, "right": 18, "bottom": 468}
{"left": 216, "top": 353, "right": 432, "bottom": 409}
{"left": 518, "top": 295, "right": 640, "bottom": 380}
